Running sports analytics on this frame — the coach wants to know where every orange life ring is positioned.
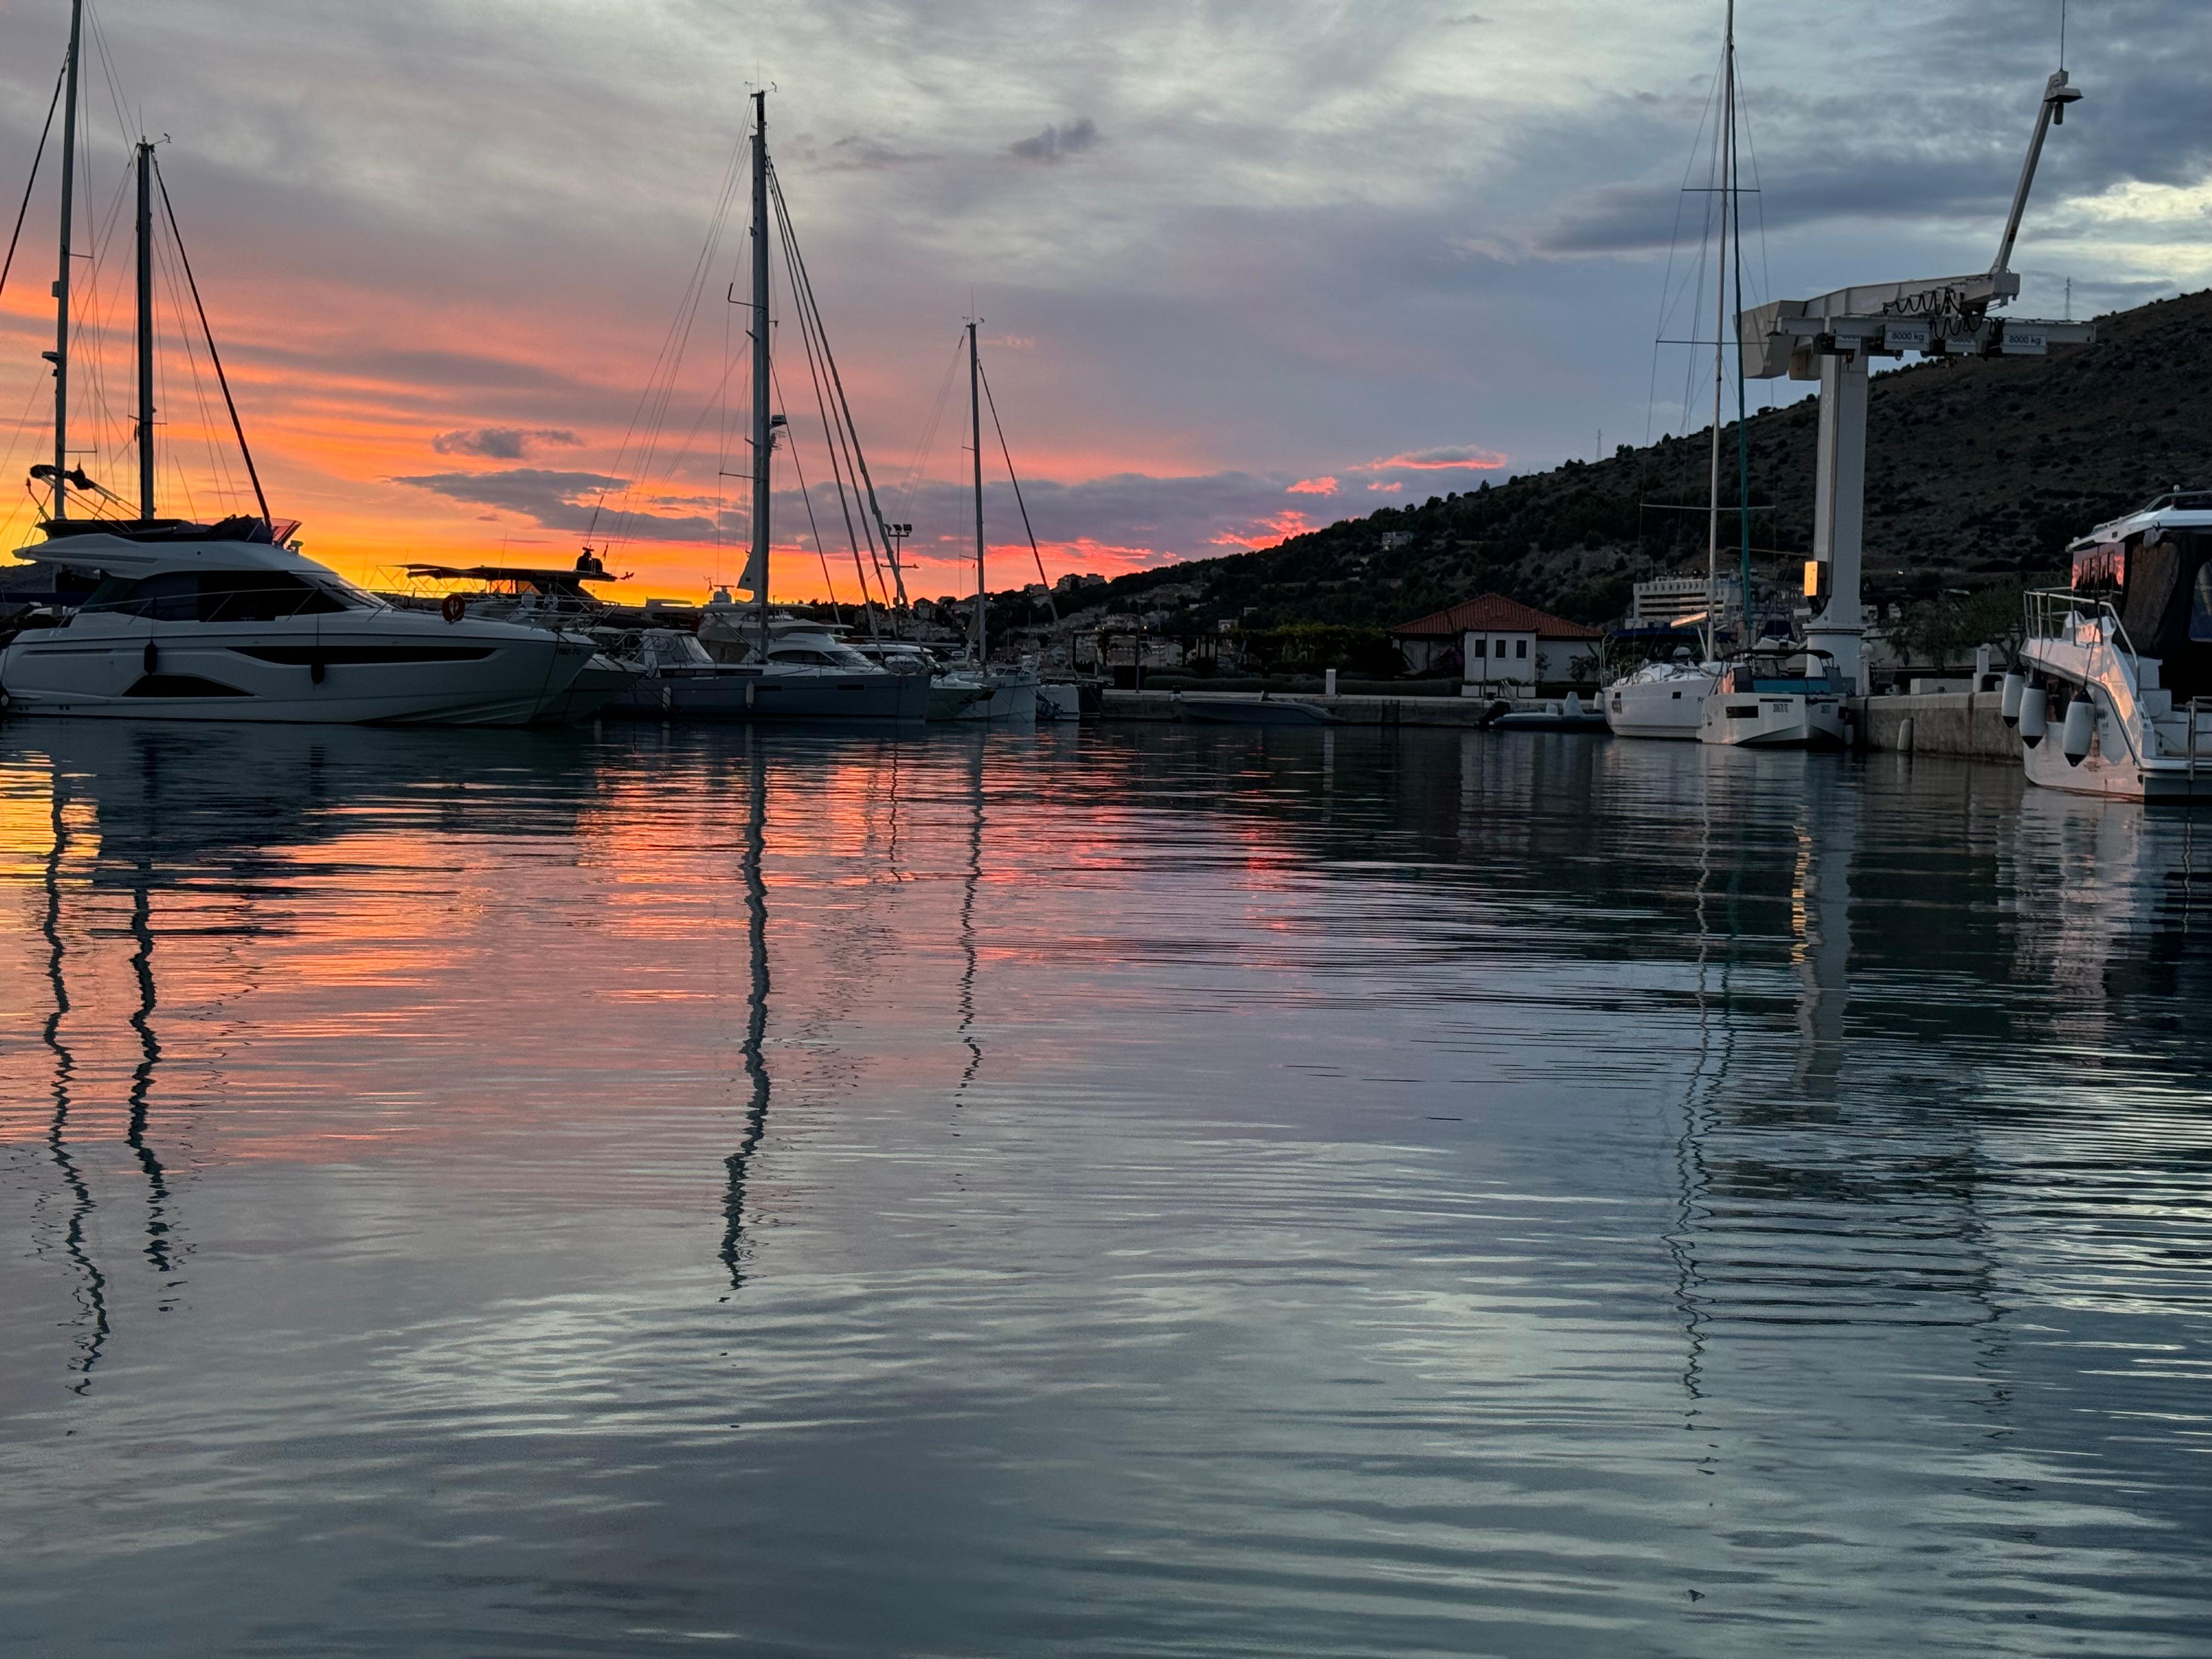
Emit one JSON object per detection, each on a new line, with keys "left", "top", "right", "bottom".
{"left": 441, "top": 594, "right": 467, "bottom": 624}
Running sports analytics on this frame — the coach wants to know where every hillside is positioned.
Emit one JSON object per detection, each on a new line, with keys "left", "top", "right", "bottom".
{"left": 1053, "top": 286, "right": 2212, "bottom": 635}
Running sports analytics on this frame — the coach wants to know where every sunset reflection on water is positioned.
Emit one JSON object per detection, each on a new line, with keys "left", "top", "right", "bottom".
{"left": 2, "top": 721, "right": 2210, "bottom": 1656}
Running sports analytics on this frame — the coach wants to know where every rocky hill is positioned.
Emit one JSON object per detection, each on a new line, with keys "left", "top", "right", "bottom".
{"left": 1050, "top": 286, "right": 2212, "bottom": 636}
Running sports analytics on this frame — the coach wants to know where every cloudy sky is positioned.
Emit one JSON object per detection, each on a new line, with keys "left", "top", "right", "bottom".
{"left": 0, "top": 0, "right": 2202, "bottom": 600}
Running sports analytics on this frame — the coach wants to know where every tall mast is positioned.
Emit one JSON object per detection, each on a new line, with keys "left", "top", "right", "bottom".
{"left": 968, "top": 318, "right": 985, "bottom": 663}
{"left": 136, "top": 139, "right": 155, "bottom": 520}
{"left": 1728, "top": 10, "right": 1752, "bottom": 645}
{"left": 750, "top": 89, "right": 771, "bottom": 658}
{"left": 1702, "top": 0, "right": 1731, "bottom": 662}
{"left": 50, "top": 0, "right": 82, "bottom": 521}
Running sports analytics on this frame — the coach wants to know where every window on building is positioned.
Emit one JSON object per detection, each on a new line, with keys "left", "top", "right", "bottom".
{"left": 1516, "top": 639, "right": 1528, "bottom": 659}
{"left": 1472, "top": 637, "right": 1486, "bottom": 657}
{"left": 1494, "top": 638, "right": 1507, "bottom": 657}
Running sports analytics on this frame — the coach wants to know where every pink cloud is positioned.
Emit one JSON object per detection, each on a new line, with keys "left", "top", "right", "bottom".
{"left": 1367, "top": 481, "right": 1404, "bottom": 493}
{"left": 1286, "top": 476, "right": 1338, "bottom": 495}
{"left": 1209, "top": 508, "right": 1317, "bottom": 548}
{"left": 1356, "top": 444, "right": 1507, "bottom": 472}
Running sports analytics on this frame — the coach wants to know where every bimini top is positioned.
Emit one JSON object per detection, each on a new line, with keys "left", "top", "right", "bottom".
{"left": 403, "top": 563, "right": 626, "bottom": 593}
{"left": 2069, "top": 489, "right": 2212, "bottom": 554}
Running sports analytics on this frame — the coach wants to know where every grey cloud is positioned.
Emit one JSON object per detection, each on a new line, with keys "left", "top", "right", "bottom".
{"left": 431, "top": 427, "right": 584, "bottom": 459}
{"left": 1011, "top": 119, "right": 1099, "bottom": 163}
{"left": 394, "top": 467, "right": 736, "bottom": 544}
{"left": 820, "top": 134, "right": 936, "bottom": 172}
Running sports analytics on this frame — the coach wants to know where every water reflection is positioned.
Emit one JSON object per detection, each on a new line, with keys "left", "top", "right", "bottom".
{"left": 1, "top": 723, "right": 2208, "bottom": 1654}
{"left": 37, "top": 761, "right": 106, "bottom": 1389}
{"left": 719, "top": 732, "right": 772, "bottom": 1291}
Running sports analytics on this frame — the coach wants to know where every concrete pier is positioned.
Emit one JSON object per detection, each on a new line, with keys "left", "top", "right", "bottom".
{"left": 1102, "top": 690, "right": 1494, "bottom": 726}
{"left": 1105, "top": 686, "right": 2027, "bottom": 764}
{"left": 1848, "top": 691, "right": 2020, "bottom": 761}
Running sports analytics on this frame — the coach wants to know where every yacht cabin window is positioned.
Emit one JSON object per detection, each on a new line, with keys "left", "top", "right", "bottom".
{"left": 2191, "top": 563, "right": 2212, "bottom": 643}
{"left": 80, "top": 568, "right": 371, "bottom": 622}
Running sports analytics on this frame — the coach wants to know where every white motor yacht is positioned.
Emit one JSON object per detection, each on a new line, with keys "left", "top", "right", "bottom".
{"left": 0, "top": 520, "right": 604, "bottom": 725}
{"left": 1697, "top": 647, "right": 1848, "bottom": 748}
{"left": 1605, "top": 653, "right": 1718, "bottom": 739}
{"left": 605, "top": 624, "right": 928, "bottom": 720}
{"left": 2014, "top": 489, "right": 2212, "bottom": 802}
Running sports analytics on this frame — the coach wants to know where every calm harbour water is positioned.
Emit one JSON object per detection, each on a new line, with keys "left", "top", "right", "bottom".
{"left": 2, "top": 719, "right": 2209, "bottom": 1657}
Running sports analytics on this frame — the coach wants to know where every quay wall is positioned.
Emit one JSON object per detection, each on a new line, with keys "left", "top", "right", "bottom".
{"left": 1102, "top": 690, "right": 1493, "bottom": 726}
{"left": 1849, "top": 692, "right": 2020, "bottom": 761}
{"left": 1102, "top": 686, "right": 2024, "bottom": 762}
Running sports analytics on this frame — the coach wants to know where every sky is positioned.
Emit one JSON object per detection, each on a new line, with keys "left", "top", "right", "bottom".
{"left": 0, "top": 0, "right": 2203, "bottom": 602}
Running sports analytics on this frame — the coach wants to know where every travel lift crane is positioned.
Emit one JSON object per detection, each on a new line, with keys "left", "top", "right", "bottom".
{"left": 1739, "top": 66, "right": 2094, "bottom": 690}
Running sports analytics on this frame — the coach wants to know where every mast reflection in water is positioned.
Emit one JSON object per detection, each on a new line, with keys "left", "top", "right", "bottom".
{"left": 1, "top": 724, "right": 2209, "bottom": 1657}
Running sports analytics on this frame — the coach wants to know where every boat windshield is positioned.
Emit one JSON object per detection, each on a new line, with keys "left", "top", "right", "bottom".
{"left": 76, "top": 568, "right": 378, "bottom": 622}
{"left": 771, "top": 639, "right": 876, "bottom": 670}
{"left": 2191, "top": 563, "right": 2212, "bottom": 642}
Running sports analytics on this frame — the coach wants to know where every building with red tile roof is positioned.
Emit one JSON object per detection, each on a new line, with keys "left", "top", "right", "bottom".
{"left": 1389, "top": 594, "right": 1604, "bottom": 687}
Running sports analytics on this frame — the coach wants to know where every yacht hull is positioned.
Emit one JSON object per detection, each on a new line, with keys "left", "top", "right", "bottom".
{"left": 933, "top": 672, "right": 1038, "bottom": 721}
{"left": 609, "top": 667, "right": 929, "bottom": 721}
{"left": 1698, "top": 692, "right": 1846, "bottom": 748}
{"left": 2020, "top": 724, "right": 2212, "bottom": 802}
{"left": 1605, "top": 676, "right": 1712, "bottom": 739}
{"left": 0, "top": 614, "right": 599, "bottom": 725}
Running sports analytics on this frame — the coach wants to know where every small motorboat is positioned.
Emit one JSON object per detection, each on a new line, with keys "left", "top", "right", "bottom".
{"left": 1488, "top": 691, "right": 1611, "bottom": 732}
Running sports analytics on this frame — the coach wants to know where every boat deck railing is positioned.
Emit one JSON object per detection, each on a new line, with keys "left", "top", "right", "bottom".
{"left": 2025, "top": 588, "right": 2141, "bottom": 666}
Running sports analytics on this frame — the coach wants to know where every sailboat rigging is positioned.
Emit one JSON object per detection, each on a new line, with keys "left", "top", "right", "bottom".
{"left": 0, "top": 0, "right": 609, "bottom": 725}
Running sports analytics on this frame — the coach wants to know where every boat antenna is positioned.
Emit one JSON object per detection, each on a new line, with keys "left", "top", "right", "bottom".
{"left": 154, "top": 159, "right": 269, "bottom": 522}
{"left": 49, "top": 0, "right": 82, "bottom": 521}
{"left": 135, "top": 138, "right": 155, "bottom": 520}
{"left": 968, "top": 317, "right": 985, "bottom": 664}
{"left": 748, "top": 88, "right": 770, "bottom": 659}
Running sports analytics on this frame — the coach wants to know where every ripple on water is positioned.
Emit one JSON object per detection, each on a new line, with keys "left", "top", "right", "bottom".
{"left": 0, "top": 724, "right": 2208, "bottom": 1656}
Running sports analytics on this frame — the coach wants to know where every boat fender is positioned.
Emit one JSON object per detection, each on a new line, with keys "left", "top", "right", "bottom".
{"left": 310, "top": 658, "right": 326, "bottom": 685}
{"left": 143, "top": 641, "right": 158, "bottom": 674}
{"left": 2061, "top": 692, "right": 2094, "bottom": 766}
{"left": 441, "top": 594, "right": 467, "bottom": 624}
{"left": 2018, "top": 685, "right": 2047, "bottom": 747}
{"left": 2000, "top": 672, "right": 2024, "bottom": 725}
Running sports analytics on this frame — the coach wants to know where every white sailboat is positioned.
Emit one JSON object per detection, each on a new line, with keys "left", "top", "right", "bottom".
{"left": 934, "top": 320, "right": 1038, "bottom": 722}
{"left": 0, "top": 8, "right": 601, "bottom": 727}
{"left": 1696, "top": 646, "right": 1848, "bottom": 748}
{"left": 597, "top": 93, "right": 924, "bottom": 723}
{"left": 1607, "top": 2, "right": 1750, "bottom": 742}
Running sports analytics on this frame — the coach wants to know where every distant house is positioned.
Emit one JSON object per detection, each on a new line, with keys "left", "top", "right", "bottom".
{"left": 1389, "top": 594, "right": 1605, "bottom": 689}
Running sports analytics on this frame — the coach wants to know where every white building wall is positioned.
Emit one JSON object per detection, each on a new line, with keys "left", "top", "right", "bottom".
{"left": 1462, "top": 629, "right": 1536, "bottom": 688}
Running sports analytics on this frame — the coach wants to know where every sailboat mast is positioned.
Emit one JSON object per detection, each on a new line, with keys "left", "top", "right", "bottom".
{"left": 968, "top": 318, "right": 985, "bottom": 663}
{"left": 750, "top": 89, "right": 771, "bottom": 656}
{"left": 136, "top": 140, "right": 155, "bottom": 520}
{"left": 50, "top": 0, "right": 82, "bottom": 521}
{"left": 1703, "top": 0, "right": 1731, "bottom": 662}
{"left": 1728, "top": 8, "right": 1752, "bottom": 642}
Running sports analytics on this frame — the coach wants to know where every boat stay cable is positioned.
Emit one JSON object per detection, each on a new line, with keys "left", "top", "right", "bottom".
{"left": 765, "top": 159, "right": 904, "bottom": 608}
{"left": 974, "top": 352, "right": 1057, "bottom": 625}
{"left": 768, "top": 171, "right": 886, "bottom": 628}
{"left": 766, "top": 359, "right": 843, "bottom": 610}
{"left": 153, "top": 158, "right": 267, "bottom": 521}
{"left": 0, "top": 59, "right": 67, "bottom": 302}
